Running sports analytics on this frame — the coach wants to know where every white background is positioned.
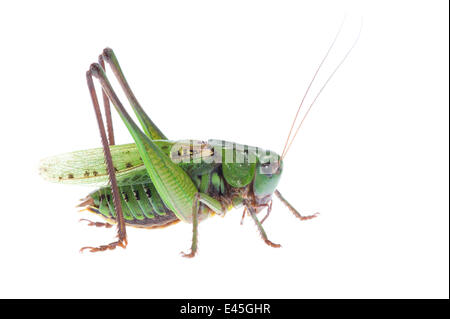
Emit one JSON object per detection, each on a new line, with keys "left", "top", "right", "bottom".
{"left": 0, "top": 0, "right": 448, "bottom": 299}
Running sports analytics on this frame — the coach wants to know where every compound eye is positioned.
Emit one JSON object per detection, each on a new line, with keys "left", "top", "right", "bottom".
{"left": 259, "top": 162, "right": 278, "bottom": 175}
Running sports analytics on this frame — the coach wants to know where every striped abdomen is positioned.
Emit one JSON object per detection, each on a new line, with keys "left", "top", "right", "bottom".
{"left": 85, "top": 181, "right": 179, "bottom": 228}
{"left": 82, "top": 166, "right": 229, "bottom": 228}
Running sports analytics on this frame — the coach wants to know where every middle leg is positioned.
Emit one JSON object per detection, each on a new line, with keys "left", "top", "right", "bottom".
{"left": 180, "top": 193, "right": 200, "bottom": 258}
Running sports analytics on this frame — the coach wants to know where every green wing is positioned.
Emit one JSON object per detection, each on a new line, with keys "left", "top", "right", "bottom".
{"left": 38, "top": 140, "right": 216, "bottom": 186}
{"left": 39, "top": 143, "right": 147, "bottom": 186}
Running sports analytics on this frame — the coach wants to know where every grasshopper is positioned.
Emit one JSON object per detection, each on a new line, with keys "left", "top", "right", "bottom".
{"left": 39, "top": 28, "right": 357, "bottom": 257}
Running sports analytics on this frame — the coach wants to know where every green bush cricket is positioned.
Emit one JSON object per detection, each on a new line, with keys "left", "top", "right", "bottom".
{"left": 39, "top": 27, "right": 358, "bottom": 257}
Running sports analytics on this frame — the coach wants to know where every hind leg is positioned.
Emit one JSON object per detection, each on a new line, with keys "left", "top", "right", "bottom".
{"left": 101, "top": 48, "right": 167, "bottom": 140}
{"left": 80, "top": 67, "right": 128, "bottom": 253}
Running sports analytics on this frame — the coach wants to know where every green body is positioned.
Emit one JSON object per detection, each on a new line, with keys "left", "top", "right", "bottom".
{"left": 37, "top": 38, "right": 352, "bottom": 253}
{"left": 39, "top": 48, "right": 285, "bottom": 254}
{"left": 40, "top": 139, "right": 282, "bottom": 227}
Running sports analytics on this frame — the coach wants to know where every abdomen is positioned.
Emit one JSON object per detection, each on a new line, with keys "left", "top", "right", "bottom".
{"left": 80, "top": 160, "right": 230, "bottom": 227}
{"left": 80, "top": 181, "right": 180, "bottom": 229}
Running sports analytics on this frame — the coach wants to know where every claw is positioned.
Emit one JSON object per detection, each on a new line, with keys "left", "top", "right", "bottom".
{"left": 180, "top": 250, "right": 196, "bottom": 258}
{"left": 264, "top": 239, "right": 281, "bottom": 248}
{"left": 297, "top": 212, "right": 320, "bottom": 221}
{"left": 79, "top": 239, "right": 127, "bottom": 253}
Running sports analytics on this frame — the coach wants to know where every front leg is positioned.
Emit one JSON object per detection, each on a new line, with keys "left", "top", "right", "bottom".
{"left": 247, "top": 205, "right": 281, "bottom": 248}
{"left": 275, "top": 190, "right": 319, "bottom": 221}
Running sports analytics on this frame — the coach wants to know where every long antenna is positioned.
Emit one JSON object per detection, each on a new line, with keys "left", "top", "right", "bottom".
{"left": 281, "top": 19, "right": 345, "bottom": 159}
{"left": 282, "top": 20, "right": 362, "bottom": 160}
